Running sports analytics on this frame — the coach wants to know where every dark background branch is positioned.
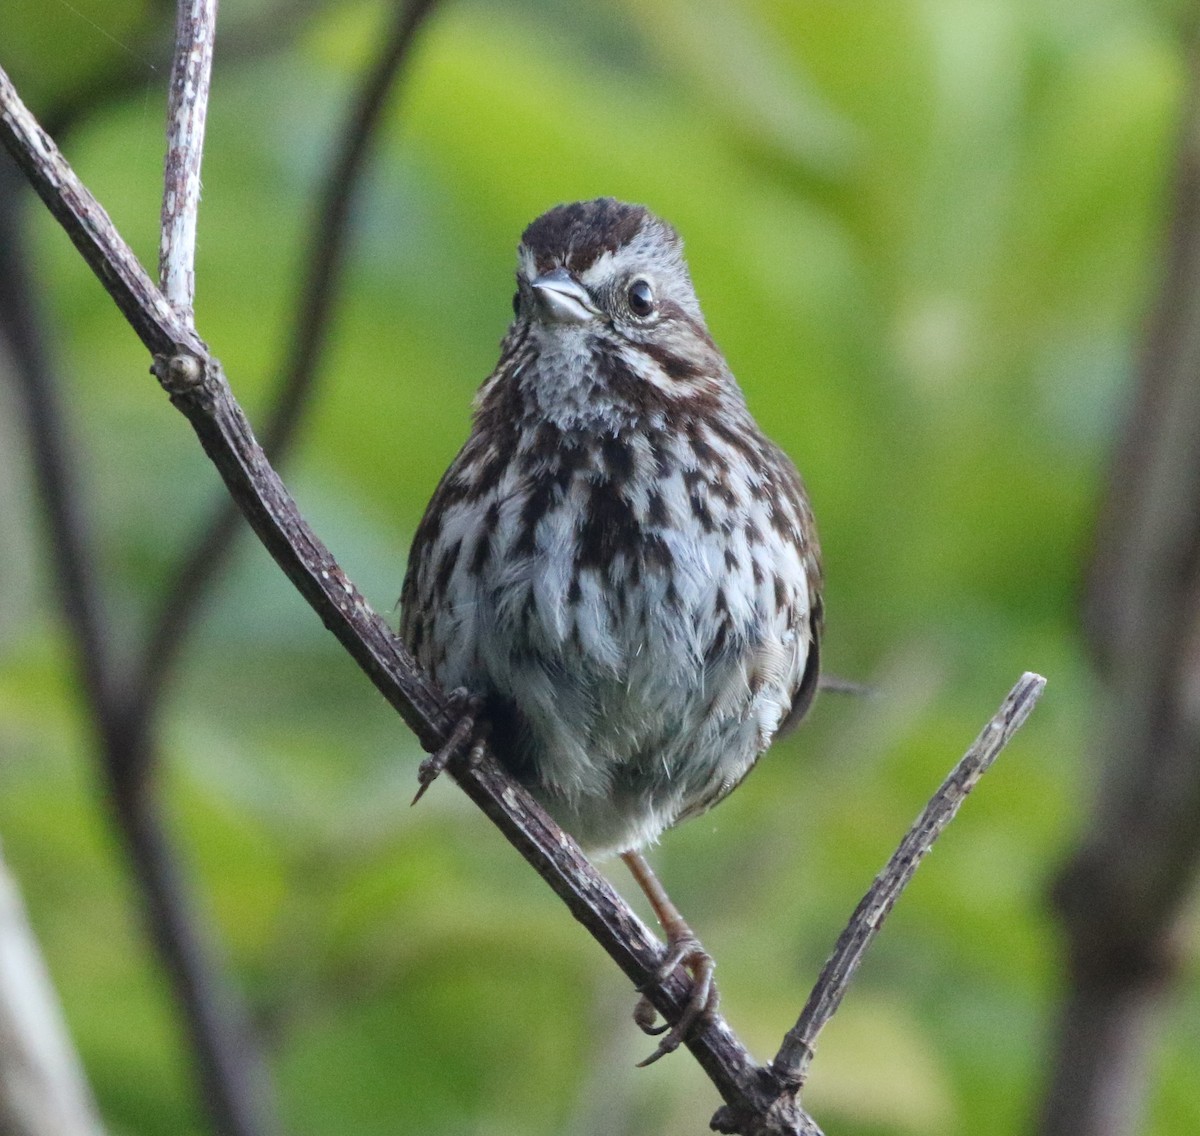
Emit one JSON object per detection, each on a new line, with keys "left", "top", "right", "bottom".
{"left": 0, "top": 147, "right": 277, "bottom": 1136}
{"left": 1039, "top": 48, "right": 1200, "bottom": 1136}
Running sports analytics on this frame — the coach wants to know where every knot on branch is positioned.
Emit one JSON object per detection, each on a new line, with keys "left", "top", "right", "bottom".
{"left": 768, "top": 1039, "right": 814, "bottom": 1093}
{"left": 710, "top": 1088, "right": 820, "bottom": 1136}
{"left": 154, "top": 351, "right": 205, "bottom": 395}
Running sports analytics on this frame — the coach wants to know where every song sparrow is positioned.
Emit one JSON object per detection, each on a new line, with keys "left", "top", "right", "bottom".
{"left": 400, "top": 198, "right": 822, "bottom": 1060}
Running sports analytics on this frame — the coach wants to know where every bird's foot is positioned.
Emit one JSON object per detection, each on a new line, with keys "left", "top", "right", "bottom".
{"left": 634, "top": 930, "right": 719, "bottom": 1066}
{"left": 411, "top": 688, "right": 486, "bottom": 805}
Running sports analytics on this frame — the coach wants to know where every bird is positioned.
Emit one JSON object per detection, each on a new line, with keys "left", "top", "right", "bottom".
{"left": 400, "top": 197, "right": 822, "bottom": 1061}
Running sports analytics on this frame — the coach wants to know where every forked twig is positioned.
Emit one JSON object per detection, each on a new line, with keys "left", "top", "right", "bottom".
{"left": 1, "top": 2, "right": 437, "bottom": 1133}
{"left": 0, "top": 19, "right": 281, "bottom": 1136}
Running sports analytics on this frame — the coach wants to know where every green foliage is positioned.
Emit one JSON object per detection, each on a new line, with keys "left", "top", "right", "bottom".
{"left": 0, "top": 0, "right": 1194, "bottom": 1133}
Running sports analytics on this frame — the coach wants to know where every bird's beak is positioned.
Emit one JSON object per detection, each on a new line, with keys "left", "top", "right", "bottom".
{"left": 530, "top": 267, "right": 598, "bottom": 324}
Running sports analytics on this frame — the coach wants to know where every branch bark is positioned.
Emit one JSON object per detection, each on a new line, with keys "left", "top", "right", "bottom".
{"left": 772, "top": 672, "right": 1046, "bottom": 1091}
{"left": 0, "top": 60, "right": 1046, "bottom": 1136}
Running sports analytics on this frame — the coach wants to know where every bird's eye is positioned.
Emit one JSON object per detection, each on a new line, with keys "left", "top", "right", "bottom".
{"left": 512, "top": 290, "right": 520, "bottom": 315}
{"left": 627, "top": 278, "right": 655, "bottom": 317}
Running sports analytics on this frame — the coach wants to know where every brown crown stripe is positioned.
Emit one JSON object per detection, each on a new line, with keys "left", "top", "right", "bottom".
{"left": 521, "top": 198, "right": 665, "bottom": 274}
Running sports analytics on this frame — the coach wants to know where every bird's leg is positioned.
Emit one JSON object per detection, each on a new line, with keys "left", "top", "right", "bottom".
{"left": 411, "top": 688, "right": 486, "bottom": 805}
{"left": 621, "top": 850, "right": 719, "bottom": 1065}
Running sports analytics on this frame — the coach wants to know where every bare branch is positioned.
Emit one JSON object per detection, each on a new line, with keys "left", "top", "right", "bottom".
{"left": 771, "top": 672, "right": 1047, "bottom": 1090}
{"left": 159, "top": 0, "right": 218, "bottom": 320}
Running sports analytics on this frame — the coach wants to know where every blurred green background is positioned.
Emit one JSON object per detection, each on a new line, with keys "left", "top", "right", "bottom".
{"left": 0, "top": 0, "right": 1196, "bottom": 1133}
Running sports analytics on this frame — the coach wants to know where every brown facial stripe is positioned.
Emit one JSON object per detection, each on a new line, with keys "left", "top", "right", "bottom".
{"left": 590, "top": 341, "right": 664, "bottom": 412}
{"left": 655, "top": 301, "right": 716, "bottom": 350}
{"left": 639, "top": 338, "right": 704, "bottom": 382}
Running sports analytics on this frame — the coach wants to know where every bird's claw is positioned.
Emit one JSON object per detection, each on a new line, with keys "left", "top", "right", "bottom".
{"left": 634, "top": 933, "right": 718, "bottom": 1066}
{"left": 632, "top": 996, "right": 670, "bottom": 1035}
{"left": 411, "top": 688, "right": 485, "bottom": 805}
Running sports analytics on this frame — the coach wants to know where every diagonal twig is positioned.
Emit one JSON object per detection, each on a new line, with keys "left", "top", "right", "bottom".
{"left": 770, "top": 672, "right": 1048, "bottom": 1091}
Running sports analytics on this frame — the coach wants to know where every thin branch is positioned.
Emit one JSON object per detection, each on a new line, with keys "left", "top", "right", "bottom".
{"left": 131, "top": 0, "right": 442, "bottom": 732}
{"left": 770, "top": 672, "right": 1047, "bottom": 1091}
{"left": 1, "top": 69, "right": 1047, "bottom": 1136}
{"left": 160, "top": 0, "right": 218, "bottom": 320}
{"left": 0, "top": 154, "right": 123, "bottom": 732}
